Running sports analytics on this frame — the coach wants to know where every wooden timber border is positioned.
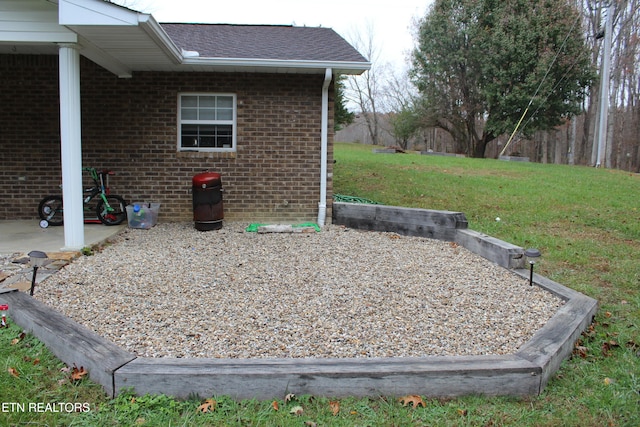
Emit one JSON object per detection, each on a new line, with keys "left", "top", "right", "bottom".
{"left": 0, "top": 204, "right": 597, "bottom": 400}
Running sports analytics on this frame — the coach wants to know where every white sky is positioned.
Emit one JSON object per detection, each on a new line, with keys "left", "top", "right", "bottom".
{"left": 120, "top": 0, "right": 434, "bottom": 71}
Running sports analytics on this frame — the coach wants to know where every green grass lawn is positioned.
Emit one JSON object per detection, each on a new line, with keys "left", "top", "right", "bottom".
{"left": 1, "top": 142, "right": 638, "bottom": 426}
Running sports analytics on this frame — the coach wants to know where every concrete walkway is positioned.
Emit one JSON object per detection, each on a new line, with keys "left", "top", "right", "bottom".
{"left": 0, "top": 220, "right": 125, "bottom": 255}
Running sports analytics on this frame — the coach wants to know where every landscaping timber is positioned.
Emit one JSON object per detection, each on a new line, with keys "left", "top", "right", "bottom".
{"left": 333, "top": 202, "right": 522, "bottom": 269}
{"left": 0, "top": 288, "right": 136, "bottom": 398}
{"left": 455, "top": 228, "right": 525, "bottom": 269}
{"left": 512, "top": 270, "right": 598, "bottom": 392}
{"left": 499, "top": 155, "right": 530, "bottom": 162}
{"left": 115, "top": 354, "right": 541, "bottom": 400}
{"left": 420, "top": 151, "right": 466, "bottom": 158}
{"left": 332, "top": 202, "right": 468, "bottom": 241}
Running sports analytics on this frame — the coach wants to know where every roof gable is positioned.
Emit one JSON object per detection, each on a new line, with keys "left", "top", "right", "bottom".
{"left": 161, "top": 24, "right": 368, "bottom": 63}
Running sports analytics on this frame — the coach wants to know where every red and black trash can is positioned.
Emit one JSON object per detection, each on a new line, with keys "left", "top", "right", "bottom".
{"left": 192, "top": 172, "right": 223, "bottom": 231}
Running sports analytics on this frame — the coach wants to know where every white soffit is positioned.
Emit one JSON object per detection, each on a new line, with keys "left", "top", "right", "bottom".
{"left": 57, "top": 1, "right": 182, "bottom": 77}
{"left": 0, "top": 0, "right": 76, "bottom": 44}
{"left": 58, "top": 0, "right": 138, "bottom": 26}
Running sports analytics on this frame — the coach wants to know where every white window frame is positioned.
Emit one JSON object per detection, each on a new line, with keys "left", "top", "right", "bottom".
{"left": 177, "top": 93, "right": 237, "bottom": 152}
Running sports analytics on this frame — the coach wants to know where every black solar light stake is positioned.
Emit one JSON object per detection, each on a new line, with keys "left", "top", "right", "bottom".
{"left": 28, "top": 250, "right": 48, "bottom": 296}
{"left": 524, "top": 248, "right": 541, "bottom": 287}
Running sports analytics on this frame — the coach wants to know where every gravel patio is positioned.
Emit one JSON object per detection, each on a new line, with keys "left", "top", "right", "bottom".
{"left": 33, "top": 222, "right": 564, "bottom": 360}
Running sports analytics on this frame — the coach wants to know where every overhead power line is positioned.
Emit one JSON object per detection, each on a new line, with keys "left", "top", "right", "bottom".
{"left": 499, "top": 11, "right": 582, "bottom": 157}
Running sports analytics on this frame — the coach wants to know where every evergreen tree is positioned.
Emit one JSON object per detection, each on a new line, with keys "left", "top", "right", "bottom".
{"left": 334, "top": 75, "right": 355, "bottom": 131}
{"left": 411, "top": 0, "right": 594, "bottom": 158}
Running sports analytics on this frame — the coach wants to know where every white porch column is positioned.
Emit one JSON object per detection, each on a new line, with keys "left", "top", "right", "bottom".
{"left": 58, "top": 43, "right": 84, "bottom": 250}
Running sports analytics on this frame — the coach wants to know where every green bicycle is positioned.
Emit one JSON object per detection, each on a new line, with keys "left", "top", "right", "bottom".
{"left": 37, "top": 167, "right": 128, "bottom": 228}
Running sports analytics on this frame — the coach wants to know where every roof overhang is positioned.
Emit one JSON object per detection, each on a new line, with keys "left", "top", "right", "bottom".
{"left": 1, "top": 0, "right": 370, "bottom": 77}
{"left": 55, "top": 0, "right": 183, "bottom": 77}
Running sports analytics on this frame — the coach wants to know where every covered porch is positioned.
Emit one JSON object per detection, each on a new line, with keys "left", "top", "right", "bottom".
{"left": 0, "top": 0, "right": 199, "bottom": 250}
{"left": 0, "top": 0, "right": 185, "bottom": 250}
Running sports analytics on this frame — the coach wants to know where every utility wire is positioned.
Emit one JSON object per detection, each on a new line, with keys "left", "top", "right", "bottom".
{"left": 517, "top": 49, "right": 585, "bottom": 139}
{"left": 499, "top": 12, "right": 582, "bottom": 157}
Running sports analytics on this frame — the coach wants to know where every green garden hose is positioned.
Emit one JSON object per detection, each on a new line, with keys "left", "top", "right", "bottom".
{"left": 332, "top": 194, "right": 380, "bottom": 205}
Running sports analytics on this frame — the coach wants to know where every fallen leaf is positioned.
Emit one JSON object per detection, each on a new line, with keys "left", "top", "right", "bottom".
{"left": 11, "top": 333, "right": 27, "bottom": 345}
{"left": 399, "top": 395, "right": 426, "bottom": 408}
{"left": 60, "top": 367, "right": 70, "bottom": 373}
{"left": 135, "top": 418, "right": 146, "bottom": 425}
{"left": 70, "top": 365, "right": 88, "bottom": 381}
{"left": 271, "top": 401, "right": 279, "bottom": 411}
{"left": 284, "top": 393, "right": 295, "bottom": 403}
{"left": 604, "top": 311, "right": 612, "bottom": 318}
{"left": 583, "top": 325, "right": 596, "bottom": 338}
{"left": 604, "top": 377, "right": 613, "bottom": 385}
{"left": 329, "top": 400, "right": 340, "bottom": 416}
{"left": 290, "top": 405, "right": 304, "bottom": 416}
{"left": 602, "top": 340, "right": 620, "bottom": 357}
{"left": 457, "top": 408, "right": 468, "bottom": 416}
{"left": 350, "top": 410, "right": 358, "bottom": 415}
{"left": 8, "top": 367, "right": 19, "bottom": 378}
{"left": 574, "top": 345, "right": 588, "bottom": 358}
{"left": 32, "top": 358, "right": 40, "bottom": 366}
{"left": 197, "top": 398, "right": 216, "bottom": 413}
{"left": 304, "top": 422, "right": 317, "bottom": 427}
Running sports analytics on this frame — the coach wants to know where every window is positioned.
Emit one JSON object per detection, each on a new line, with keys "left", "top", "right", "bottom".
{"left": 178, "top": 94, "right": 236, "bottom": 151}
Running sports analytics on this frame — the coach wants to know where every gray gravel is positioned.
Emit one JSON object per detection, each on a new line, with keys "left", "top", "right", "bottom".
{"left": 32, "top": 222, "right": 563, "bottom": 359}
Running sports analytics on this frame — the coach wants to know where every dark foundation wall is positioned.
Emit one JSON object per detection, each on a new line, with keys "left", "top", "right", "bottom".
{"left": 0, "top": 54, "right": 334, "bottom": 223}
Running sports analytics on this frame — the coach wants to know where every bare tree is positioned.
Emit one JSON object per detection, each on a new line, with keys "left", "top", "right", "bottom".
{"left": 345, "top": 23, "right": 388, "bottom": 146}
{"left": 381, "top": 68, "right": 417, "bottom": 112}
{"left": 383, "top": 69, "right": 421, "bottom": 149}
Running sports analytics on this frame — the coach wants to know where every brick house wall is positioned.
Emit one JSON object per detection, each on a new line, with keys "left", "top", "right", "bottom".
{"left": 0, "top": 54, "right": 334, "bottom": 223}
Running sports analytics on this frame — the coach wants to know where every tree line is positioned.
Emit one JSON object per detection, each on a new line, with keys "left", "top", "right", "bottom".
{"left": 338, "top": 0, "right": 639, "bottom": 172}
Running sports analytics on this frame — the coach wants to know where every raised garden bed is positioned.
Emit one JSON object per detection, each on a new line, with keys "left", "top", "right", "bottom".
{"left": 0, "top": 203, "right": 597, "bottom": 400}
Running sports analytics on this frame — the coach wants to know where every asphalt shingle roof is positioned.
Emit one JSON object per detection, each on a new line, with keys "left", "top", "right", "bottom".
{"left": 161, "top": 23, "right": 368, "bottom": 63}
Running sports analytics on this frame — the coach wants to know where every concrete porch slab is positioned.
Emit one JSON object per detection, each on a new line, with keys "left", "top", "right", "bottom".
{"left": 0, "top": 220, "right": 125, "bottom": 255}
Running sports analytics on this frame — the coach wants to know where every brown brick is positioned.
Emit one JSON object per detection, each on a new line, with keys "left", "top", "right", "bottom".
{"left": 0, "top": 55, "right": 334, "bottom": 223}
